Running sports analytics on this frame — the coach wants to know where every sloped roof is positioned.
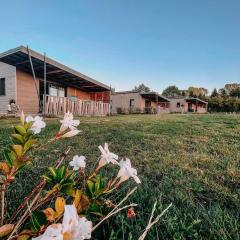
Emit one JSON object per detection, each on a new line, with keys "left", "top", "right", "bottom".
{"left": 0, "top": 46, "right": 110, "bottom": 92}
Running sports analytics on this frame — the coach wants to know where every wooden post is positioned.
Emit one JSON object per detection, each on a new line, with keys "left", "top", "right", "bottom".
{"left": 156, "top": 94, "right": 158, "bottom": 114}
{"left": 43, "top": 52, "right": 47, "bottom": 114}
{"left": 27, "top": 46, "right": 40, "bottom": 112}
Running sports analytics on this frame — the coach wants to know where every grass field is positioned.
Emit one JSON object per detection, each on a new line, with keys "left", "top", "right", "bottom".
{"left": 0, "top": 114, "right": 240, "bottom": 239}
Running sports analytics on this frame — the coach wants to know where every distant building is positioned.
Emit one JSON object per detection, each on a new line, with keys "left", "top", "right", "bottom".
{"left": 169, "top": 97, "right": 208, "bottom": 113}
{"left": 111, "top": 91, "right": 170, "bottom": 114}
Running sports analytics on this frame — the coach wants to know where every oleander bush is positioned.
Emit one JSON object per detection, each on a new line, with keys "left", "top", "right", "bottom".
{"left": 0, "top": 112, "right": 170, "bottom": 240}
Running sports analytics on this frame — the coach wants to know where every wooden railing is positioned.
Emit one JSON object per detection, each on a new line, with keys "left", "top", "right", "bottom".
{"left": 44, "top": 95, "right": 110, "bottom": 116}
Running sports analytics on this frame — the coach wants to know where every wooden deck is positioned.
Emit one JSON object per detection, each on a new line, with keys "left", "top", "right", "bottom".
{"left": 44, "top": 95, "right": 110, "bottom": 116}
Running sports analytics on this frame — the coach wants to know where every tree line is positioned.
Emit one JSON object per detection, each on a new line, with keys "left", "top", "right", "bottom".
{"left": 132, "top": 83, "right": 240, "bottom": 112}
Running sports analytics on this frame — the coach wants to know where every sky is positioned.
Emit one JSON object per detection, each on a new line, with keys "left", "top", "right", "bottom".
{"left": 0, "top": 0, "right": 240, "bottom": 93}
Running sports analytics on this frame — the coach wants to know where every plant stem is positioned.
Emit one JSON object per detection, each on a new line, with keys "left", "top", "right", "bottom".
{"left": 1, "top": 185, "right": 5, "bottom": 226}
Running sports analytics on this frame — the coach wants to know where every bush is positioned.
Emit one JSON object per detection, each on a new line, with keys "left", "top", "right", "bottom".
{"left": 144, "top": 107, "right": 156, "bottom": 114}
{"left": 208, "top": 97, "right": 240, "bottom": 112}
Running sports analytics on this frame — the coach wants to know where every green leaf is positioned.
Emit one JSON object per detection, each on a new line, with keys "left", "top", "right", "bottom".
{"left": 88, "top": 203, "right": 102, "bottom": 216}
{"left": 86, "top": 180, "right": 95, "bottom": 197}
{"left": 23, "top": 139, "right": 36, "bottom": 153}
{"left": 48, "top": 167, "right": 57, "bottom": 180}
{"left": 30, "top": 211, "right": 47, "bottom": 232}
{"left": 42, "top": 175, "right": 53, "bottom": 183}
{"left": 61, "top": 184, "right": 75, "bottom": 196}
{"left": 11, "top": 145, "right": 23, "bottom": 157}
{"left": 11, "top": 134, "right": 24, "bottom": 144}
{"left": 24, "top": 122, "right": 33, "bottom": 130}
{"left": 3, "top": 149, "right": 13, "bottom": 167}
{"left": 57, "top": 166, "right": 66, "bottom": 181}
{"left": 15, "top": 125, "right": 27, "bottom": 135}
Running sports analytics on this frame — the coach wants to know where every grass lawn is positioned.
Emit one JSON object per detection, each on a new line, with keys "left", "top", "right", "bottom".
{"left": 0, "top": 114, "right": 240, "bottom": 239}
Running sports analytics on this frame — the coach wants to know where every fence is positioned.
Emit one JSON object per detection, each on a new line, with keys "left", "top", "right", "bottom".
{"left": 44, "top": 95, "right": 110, "bottom": 116}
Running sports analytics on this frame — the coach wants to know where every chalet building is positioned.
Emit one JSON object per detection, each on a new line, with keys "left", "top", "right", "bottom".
{"left": 169, "top": 97, "right": 208, "bottom": 113}
{"left": 0, "top": 46, "right": 110, "bottom": 115}
{"left": 111, "top": 91, "right": 170, "bottom": 114}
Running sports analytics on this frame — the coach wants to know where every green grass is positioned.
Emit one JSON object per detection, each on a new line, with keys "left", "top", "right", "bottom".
{"left": 0, "top": 114, "right": 240, "bottom": 239}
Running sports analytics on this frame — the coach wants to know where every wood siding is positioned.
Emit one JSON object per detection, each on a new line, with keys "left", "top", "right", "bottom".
{"left": 16, "top": 69, "right": 39, "bottom": 114}
{"left": 111, "top": 92, "right": 145, "bottom": 113}
{"left": 0, "top": 62, "right": 16, "bottom": 114}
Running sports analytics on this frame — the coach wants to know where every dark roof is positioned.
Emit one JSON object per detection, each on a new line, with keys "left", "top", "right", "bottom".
{"left": 112, "top": 91, "right": 170, "bottom": 102}
{"left": 0, "top": 46, "right": 110, "bottom": 92}
{"left": 140, "top": 92, "right": 170, "bottom": 102}
{"left": 168, "top": 97, "right": 208, "bottom": 104}
{"left": 185, "top": 97, "right": 208, "bottom": 104}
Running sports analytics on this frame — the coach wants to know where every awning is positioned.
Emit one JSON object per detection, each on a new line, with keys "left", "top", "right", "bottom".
{"left": 0, "top": 46, "right": 110, "bottom": 92}
{"left": 140, "top": 92, "right": 170, "bottom": 102}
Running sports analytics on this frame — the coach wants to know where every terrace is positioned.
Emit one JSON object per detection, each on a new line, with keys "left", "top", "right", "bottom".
{"left": 0, "top": 46, "right": 111, "bottom": 116}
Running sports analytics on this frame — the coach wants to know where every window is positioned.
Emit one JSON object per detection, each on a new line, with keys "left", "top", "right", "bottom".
{"left": 0, "top": 78, "right": 6, "bottom": 96}
{"left": 49, "top": 85, "right": 65, "bottom": 97}
{"left": 176, "top": 102, "right": 181, "bottom": 108}
{"left": 130, "top": 99, "right": 135, "bottom": 107}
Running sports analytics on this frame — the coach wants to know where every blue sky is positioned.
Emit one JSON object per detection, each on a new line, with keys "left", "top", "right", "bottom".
{"left": 0, "top": 0, "right": 240, "bottom": 93}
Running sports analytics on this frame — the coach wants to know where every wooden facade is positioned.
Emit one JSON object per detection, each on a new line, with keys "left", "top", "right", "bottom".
{"left": 0, "top": 46, "right": 111, "bottom": 115}
{"left": 111, "top": 91, "right": 170, "bottom": 114}
{"left": 169, "top": 97, "right": 208, "bottom": 113}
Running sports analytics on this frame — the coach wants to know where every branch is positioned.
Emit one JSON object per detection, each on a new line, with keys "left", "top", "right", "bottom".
{"left": 92, "top": 187, "right": 137, "bottom": 231}
{"left": 138, "top": 202, "right": 172, "bottom": 240}
{"left": 8, "top": 147, "right": 71, "bottom": 224}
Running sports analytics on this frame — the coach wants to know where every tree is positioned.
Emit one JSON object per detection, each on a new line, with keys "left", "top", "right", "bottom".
{"left": 225, "top": 83, "right": 240, "bottom": 94}
{"left": 218, "top": 88, "right": 227, "bottom": 97}
{"left": 211, "top": 88, "right": 218, "bottom": 98}
{"left": 162, "top": 85, "right": 181, "bottom": 97}
{"left": 229, "top": 87, "right": 240, "bottom": 97}
{"left": 133, "top": 84, "right": 151, "bottom": 93}
{"left": 188, "top": 87, "right": 208, "bottom": 97}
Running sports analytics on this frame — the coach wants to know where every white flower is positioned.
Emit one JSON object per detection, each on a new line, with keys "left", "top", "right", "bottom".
{"left": 116, "top": 158, "right": 141, "bottom": 184}
{"left": 98, "top": 143, "right": 118, "bottom": 169}
{"left": 70, "top": 155, "right": 86, "bottom": 170}
{"left": 26, "top": 115, "right": 46, "bottom": 134}
{"left": 61, "top": 129, "right": 81, "bottom": 138}
{"left": 60, "top": 112, "right": 80, "bottom": 133}
{"left": 33, "top": 205, "right": 92, "bottom": 240}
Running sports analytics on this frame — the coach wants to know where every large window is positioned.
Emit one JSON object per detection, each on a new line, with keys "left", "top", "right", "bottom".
{"left": 0, "top": 78, "right": 6, "bottom": 96}
{"left": 176, "top": 102, "right": 181, "bottom": 108}
{"left": 49, "top": 85, "right": 65, "bottom": 97}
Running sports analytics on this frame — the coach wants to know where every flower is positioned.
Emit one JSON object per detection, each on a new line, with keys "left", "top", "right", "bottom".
{"left": 116, "top": 158, "right": 141, "bottom": 185}
{"left": 60, "top": 112, "right": 80, "bottom": 133}
{"left": 70, "top": 155, "right": 86, "bottom": 170}
{"left": 26, "top": 115, "right": 46, "bottom": 134}
{"left": 127, "top": 207, "right": 136, "bottom": 218}
{"left": 33, "top": 205, "right": 92, "bottom": 240}
{"left": 97, "top": 143, "right": 118, "bottom": 169}
{"left": 61, "top": 129, "right": 81, "bottom": 138}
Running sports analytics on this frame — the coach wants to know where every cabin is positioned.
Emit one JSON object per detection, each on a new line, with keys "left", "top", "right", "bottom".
{"left": 111, "top": 91, "right": 170, "bottom": 114}
{"left": 0, "top": 46, "right": 110, "bottom": 116}
{"left": 169, "top": 97, "right": 208, "bottom": 113}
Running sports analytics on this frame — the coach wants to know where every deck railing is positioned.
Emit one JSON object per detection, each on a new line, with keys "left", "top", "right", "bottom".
{"left": 44, "top": 95, "right": 110, "bottom": 116}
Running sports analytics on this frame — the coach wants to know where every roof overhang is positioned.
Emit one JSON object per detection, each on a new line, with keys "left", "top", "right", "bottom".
{"left": 185, "top": 97, "right": 208, "bottom": 104}
{"left": 0, "top": 46, "right": 110, "bottom": 92}
{"left": 140, "top": 92, "right": 170, "bottom": 102}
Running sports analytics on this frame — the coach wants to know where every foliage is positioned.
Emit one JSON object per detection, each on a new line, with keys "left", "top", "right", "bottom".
{"left": 188, "top": 87, "right": 208, "bottom": 97}
{"left": 133, "top": 84, "right": 151, "bottom": 93}
{"left": 210, "top": 88, "right": 218, "bottom": 98}
{"left": 162, "top": 85, "right": 181, "bottom": 97}
{"left": 208, "top": 97, "right": 240, "bottom": 112}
